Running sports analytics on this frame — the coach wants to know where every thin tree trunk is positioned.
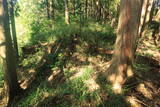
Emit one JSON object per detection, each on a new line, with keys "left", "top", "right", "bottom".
{"left": 139, "top": 0, "right": 154, "bottom": 37}
{"left": 10, "top": 0, "right": 18, "bottom": 60}
{"left": 73, "top": 0, "right": 76, "bottom": 16}
{"left": 105, "top": 0, "right": 143, "bottom": 93}
{"left": 85, "top": 0, "right": 88, "bottom": 19}
{"left": 51, "top": 0, "right": 55, "bottom": 19}
{"left": 145, "top": 0, "right": 154, "bottom": 23}
{"left": 98, "top": 0, "right": 102, "bottom": 21}
{"left": 46, "top": 0, "right": 50, "bottom": 19}
{"left": 0, "top": 0, "right": 22, "bottom": 105}
{"left": 138, "top": 0, "right": 149, "bottom": 36}
{"left": 64, "top": 0, "right": 70, "bottom": 24}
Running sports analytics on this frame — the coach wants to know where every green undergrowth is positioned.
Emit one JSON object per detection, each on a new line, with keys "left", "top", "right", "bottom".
{"left": 15, "top": 22, "right": 127, "bottom": 106}
{"left": 17, "top": 17, "right": 116, "bottom": 49}
{"left": 0, "top": 65, "right": 4, "bottom": 88}
{"left": 16, "top": 66, "right": 129, "bottom": 107}
{"left": 16, "top": 16, "right": 159, "bottom": 106}
{"left": 15, "top": 15, "right": 129, "bottom": 106}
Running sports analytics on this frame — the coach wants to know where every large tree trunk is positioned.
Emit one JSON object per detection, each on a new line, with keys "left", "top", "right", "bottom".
{"left": 64, "top": 0, "right": 70, "bottom": 24}
{"left": 10, "top": 0, "right": 19, "bottom": 60}
{"left": 0, "top": 0, "right": 21, "bottom": 105}
{"left": 106, "top": 0, "right": 143, "bottom": 93}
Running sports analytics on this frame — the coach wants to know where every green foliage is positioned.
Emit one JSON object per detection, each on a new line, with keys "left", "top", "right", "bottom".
{"left": 14, "top": 0, "right": 123, "bottom": 106}
{"left": 0, "top": 65, "right": 4, "bottom": 88}
{"left": 16, "top": 67, "right": 94, "bottom": 107}
{"left": 16, "top": 0, "right": 117, "bottom": 48}
{"left": 101, "top": 0, "right": 120, "bottom": 18}
{"left": 20, "top": 49, "right": 44, "bottom": 69}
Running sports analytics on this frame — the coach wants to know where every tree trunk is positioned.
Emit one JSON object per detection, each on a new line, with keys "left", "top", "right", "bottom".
{"left": 51, "top": 0, "right": 55, "bottom": 19}
{"left": 10, "top": 0, "right": 18, "bottom": 60}
{"left": 46, "top": 0, "right": 51, "bottom": 19}
{"left": 138, "top": 0, "right": 149, "bottom": 36}
{"left": 64, "top": 0, "right": 70, "bottom": 25}
{"left": 73, "top": 0, "right": 76, "bottom": 16}
{"left": 145, "top": 0, "right": 154, "bottom": 23}
{"left": 0, "top": 0, "right": 21, "bottom": 105}
{"left": 139, "top": 0, "right": 154, "bottom": 37}
{"left": 106, "top": 0, "right": 143, "bottom": 93}
{"left": 85, "top": 0, "right": 88, "bottom": 19}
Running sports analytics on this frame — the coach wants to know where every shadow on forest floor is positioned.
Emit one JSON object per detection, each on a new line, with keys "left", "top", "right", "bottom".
{"left": 1, "top": 29, "right": 159, "bottom": 107}
{"left": 12, "top": 34, "right": 160, "bottom": 106}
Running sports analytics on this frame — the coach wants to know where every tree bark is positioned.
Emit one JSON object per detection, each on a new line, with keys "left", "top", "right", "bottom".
{"left": 138, "top": 0, "right": 149, "bottom": 36}
{"left": 106, "top": 0, "right": 143, "bottom": 93}
{"left": 51, "top": 0, "right": 55, "bottom": 19}
{"left": 73, "top": 0, "right": 76, "bottom": 16}
{"left": 46, "top": 0, "right": 51, "bottom": 19}
{"left": 10, "top": 0, "right": 19, "bottom": 60}
{"left": 0, "top": 0, "right": 21, "bottom": 105}
{"left": 139, "top": 0, "right": 154, "bottom": 37}
{"left": 64, "top": 0, "right": 70, "bottom": 24}
{"left": 85, "top": 0, "right": 88, "bottom": 19}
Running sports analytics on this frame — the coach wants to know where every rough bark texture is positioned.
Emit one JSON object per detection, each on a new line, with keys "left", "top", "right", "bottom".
{"left": 106, "top": 0, "right": 143, "bottom": 93}
{"left": 10, "top": 0, "right": 19, "bottom": 60}
{"left": 0, "top": 0, "right": 21, "bottom": 105}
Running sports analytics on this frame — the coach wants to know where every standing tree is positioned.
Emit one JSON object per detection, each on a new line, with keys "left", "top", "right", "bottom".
{"left": 0, "top": 0, "right": 21, "bottom": 105}
{"left": 51, "top": 0, "right": 55, "bottom": 19}
{"left": 10, "top": 0, "right": 19, "bottom": 60}
{"left": 139, "top": 0, "right": 154, "bottom": 37}
{"left": 64, "top": 0, "right": 70, "bottom": 24}
{"left": 105, "top": 0, "right": 143, "bottom": 93}
{"left": 85, "top": 0, "right": 88, "bottom": 19}
{"left": 46, "top": 0, "right": 51, "bottom": 19}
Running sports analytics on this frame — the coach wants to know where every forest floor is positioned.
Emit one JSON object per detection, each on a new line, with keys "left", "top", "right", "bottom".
{"left": 0, "top": 31, "right": 160, "bottom": 107}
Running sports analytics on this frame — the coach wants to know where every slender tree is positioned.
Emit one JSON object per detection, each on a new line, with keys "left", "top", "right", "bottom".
{"left": 0, "top": 0, "right": 21, "bottom": 105}
{"left": 85, "top": 0, "right": 88, "bottom": 19}
{"left": 51, "top": 0, "right": 55, "bottom": 19}
{"left": 139, "top": 0, "right": 154, "bottom": 37}
{"left": 10, "top": 0, "right": 19, "bottom": 60}
{"left": 73, "top": 0, "right": 76, "bottom": 16}
{"left": 105, "top": 0, "right": 143, "bottom": 93}
{"left": 64, "top": 0, "right": 70, "bottom": 24}
{"left": 46, "top": 0, "right": 51, "bottom": 19}
{"left": 138, "top": 0, "right": 149, "bottom": 36}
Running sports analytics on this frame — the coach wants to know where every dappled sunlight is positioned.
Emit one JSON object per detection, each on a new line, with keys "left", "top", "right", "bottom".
{"left": 28, "top": 69, "right": 36, "bottom": 74}
{"left": 137, "top": 36, "right": 160, "bottom": 62}
{"left": 112, "top": 82, "right": 122, "bottom": 94}
{"left": 108, "top": 74, "right": 116, "bottom": 82}
{"left": 107, "top": 74, "right": 124, "bottom": 94}
{"left": 69, "top": 67, "right": 86, "bottom": 80}
{"left": 127, "top": 66, "right": 134, "bottom": 77}
{"left": 126, "top": 96, "right": 142, "bottom": 107}
{"left": 43, "top": 92, "right": 50, "bottom": 98}
{"left": 0, "top": 0, "right": 160, "bottom": 106}
{"left": 20, "top": 71, "right": 35, "bottom": 89}
{"left": 18, "top": 69, "right": 37, "bottom": 89}
{"left": 137, "top": 83, "right": 153, "bottom": 99}
{"left": 47, "top": 69, "right": 61, "bottom": 82}
{"left": 84, "top": 78, "right": 100, "bottom": 92}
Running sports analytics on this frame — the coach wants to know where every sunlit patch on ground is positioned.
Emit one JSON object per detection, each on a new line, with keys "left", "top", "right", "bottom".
{"left": 126, "top": 96, "right": 143, "bottom": 107}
